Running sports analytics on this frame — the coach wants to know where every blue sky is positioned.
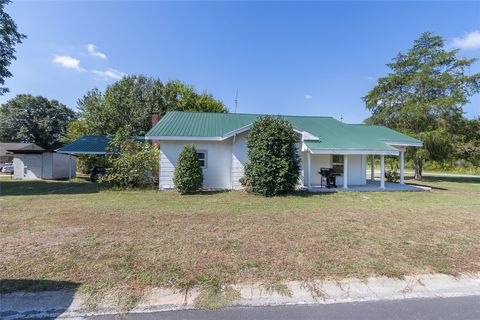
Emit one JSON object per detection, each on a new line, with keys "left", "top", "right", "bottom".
{"left": 3, "top": 1, "right": 480, "bottom": 123}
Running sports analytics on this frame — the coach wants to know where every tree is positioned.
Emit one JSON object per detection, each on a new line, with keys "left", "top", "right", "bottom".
{"left": 76, "top": 76, "right": 228, "bottom": 137}
{"left": 363, "top": 32, "right": 480, "bottom": 179}
{"left": 173, "top": 144, "right": 203, "bottom": 194}
{"left": 0, "top": 0, "right": 26, "bottom": 95}
{"left": 101, "top": 134, "right": 159, "bottom": 188}
{"left": 455, "top": 118, "right": 480, "bottom": 167}
{"left": 244, "top": 116, "right": 301, "bottom": 197}
{"left": 0, "top": 94, "right": 76, "bottom": 149}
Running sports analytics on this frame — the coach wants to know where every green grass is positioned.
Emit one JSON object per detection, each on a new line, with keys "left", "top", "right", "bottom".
{"left": 0, "top": 174, "right": 479, "bottom": 309}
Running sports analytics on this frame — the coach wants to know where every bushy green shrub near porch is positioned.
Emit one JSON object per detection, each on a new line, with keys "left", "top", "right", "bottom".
{"left": 173, "top": 144, "right": 203, "bottom": 194}
{"left": 244, "top": 116, "right": 301, "bottom": 197}
{"left": 101, "top": 134, "right": 159, "bottom": 188}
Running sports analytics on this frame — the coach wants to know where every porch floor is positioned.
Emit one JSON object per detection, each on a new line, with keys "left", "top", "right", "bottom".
{"left": 308, "top": 180, "right": 431, "bottom": 193}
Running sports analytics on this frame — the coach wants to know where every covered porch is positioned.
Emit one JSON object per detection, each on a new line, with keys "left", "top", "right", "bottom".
{"left": 304, "top": 149, "right": 410, "bottom": 192}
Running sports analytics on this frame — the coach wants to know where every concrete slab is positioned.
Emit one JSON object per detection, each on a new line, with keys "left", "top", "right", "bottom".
{"left": 309, "top": 181, "right": 431, "bottom": 193}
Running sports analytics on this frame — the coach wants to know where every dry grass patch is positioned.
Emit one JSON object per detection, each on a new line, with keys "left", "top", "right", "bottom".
{"left": 0, "top": 175, "right": 479, "bottom": 309}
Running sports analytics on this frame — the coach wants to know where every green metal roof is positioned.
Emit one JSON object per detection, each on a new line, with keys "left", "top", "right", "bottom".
{"left": 146, "top": 111, "right": 422, "bottom": 151}
{"left": 56, "top": 135, "right": 112, "bottom": 154}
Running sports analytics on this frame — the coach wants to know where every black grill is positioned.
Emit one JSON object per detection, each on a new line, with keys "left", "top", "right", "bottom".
{"left": 319, "top": 168, "right": 340, "bottom": 188}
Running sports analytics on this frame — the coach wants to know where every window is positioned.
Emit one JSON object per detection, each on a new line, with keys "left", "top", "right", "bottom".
{"left": 332, "top": 155, "right": 344, "bottom": 176}
{"left": 196, "top": 151, "right": 207, "bottom": 168}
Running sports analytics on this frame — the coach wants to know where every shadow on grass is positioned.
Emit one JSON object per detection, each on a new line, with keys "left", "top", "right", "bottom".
{"left": 0, "top": 179, "right": 101, "bottom": 196}
{"left": 0, "top": 279, "right": 80, "bottom": 294}
{"left": 406, "top": 182, "right": 448, "bottom": 191}
{"left": 290, "top": 190, "right": 337, "bottom": 197}
{"left": 0, "top": 279, "right": 81, "bottom": 319}
{"left": 420, "top": 175, "right": 480, "bottom": 184}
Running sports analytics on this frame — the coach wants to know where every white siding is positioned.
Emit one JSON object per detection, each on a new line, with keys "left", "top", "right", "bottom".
{"left": 13, "top": 153, "right": 76, "bottom": 180}
{"left": 337, "top": 155, "right": 366, "bottom": 186}
{"left": 308, "top": 154, "right": 331, "bottom": 186}
{"left": 231, "top": 132, "right": 248, "bottom": 189}
{"left": 51, "top": 153, "right": 77, "bottom": 179}
{"left": 13, "top": 154, "right": 43, "bottom": 179}
{"left": 301, "top": 154, "right": 367, "bottom": 187}
{"left": 158, "top": 136, "right": 369, "bottom": 190}
{"left": 159, "top": 140, "right": 233, "bottom": 190}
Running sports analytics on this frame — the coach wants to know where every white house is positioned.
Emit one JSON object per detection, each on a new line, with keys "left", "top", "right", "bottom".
{"left": 145, "top": 111, "right": 422, "bottom": 191}
{"left": 7, "top": 144, "right": 77, "bottom": 180}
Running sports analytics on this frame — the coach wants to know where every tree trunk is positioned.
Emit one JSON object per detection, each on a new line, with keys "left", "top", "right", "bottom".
{"left": 414, "top": 158, "right": 422, "bottom": 180}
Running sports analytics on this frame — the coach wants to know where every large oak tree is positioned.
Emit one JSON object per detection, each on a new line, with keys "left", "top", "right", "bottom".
{"left": 0, "top": 94, "right": 76, "bottom": 149}
{"left": 363, "top": 32, "right": 480, "bottom": 179}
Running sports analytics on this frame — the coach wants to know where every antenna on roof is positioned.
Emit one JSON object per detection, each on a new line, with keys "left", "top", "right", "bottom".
{"left": 234, "top": 89, "right": 238, "bottom": 113}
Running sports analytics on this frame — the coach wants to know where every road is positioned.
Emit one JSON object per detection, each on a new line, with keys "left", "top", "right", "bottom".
{"left": 89, "top": 296, "right": 480, "bottom": 320}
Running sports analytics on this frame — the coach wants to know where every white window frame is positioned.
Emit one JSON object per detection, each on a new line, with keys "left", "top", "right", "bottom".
{"left": 196, "top": 150, "right": 207, "bottom": 169}
{"left": 331, "top": 155, "right": 344, "bottom": 176}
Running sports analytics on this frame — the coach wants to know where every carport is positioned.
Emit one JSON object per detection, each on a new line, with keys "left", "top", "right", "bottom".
{"left": 56, "top": 135, "right": 113, "bottom": 180}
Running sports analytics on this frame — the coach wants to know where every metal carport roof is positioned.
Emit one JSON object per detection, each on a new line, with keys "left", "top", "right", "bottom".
{"left": 56, "top": 135, "right": 112, "bottom": 154}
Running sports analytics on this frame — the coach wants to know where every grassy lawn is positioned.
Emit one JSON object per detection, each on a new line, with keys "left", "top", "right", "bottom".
{"left": 1, "top": 174, "right": 479, "bottom": 308}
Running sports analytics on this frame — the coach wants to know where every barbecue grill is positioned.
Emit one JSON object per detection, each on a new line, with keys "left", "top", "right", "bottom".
{"left": 319, "top": 168, "right": 341, "bottom": 188}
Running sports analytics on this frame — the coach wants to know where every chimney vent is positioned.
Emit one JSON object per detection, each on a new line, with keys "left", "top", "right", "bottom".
{"left": 151, "top": 112, "right": 160, "bottom": 147}
{"left": 151, "top": 112, "right": 160, "bottom": 128}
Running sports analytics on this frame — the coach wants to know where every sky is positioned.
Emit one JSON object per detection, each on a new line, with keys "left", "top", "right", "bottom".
{"left": 2, "top": 1, "right": 480, "bottom": 123}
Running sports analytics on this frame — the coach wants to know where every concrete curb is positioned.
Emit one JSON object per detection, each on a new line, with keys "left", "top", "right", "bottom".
{"left": 1, "top": 273, "right": 479, "bottom": 319}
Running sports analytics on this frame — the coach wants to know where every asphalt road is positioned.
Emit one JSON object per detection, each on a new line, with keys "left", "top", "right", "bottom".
{"left": 90, "top": 296, "right": 480, "bottom": 320}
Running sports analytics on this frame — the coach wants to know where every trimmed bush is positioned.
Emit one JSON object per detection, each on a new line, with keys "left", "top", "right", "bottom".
{"left": 244, "top": 116, "right": 301, "bottom": 196}
{"left": 173, "top": 144, "right": 203, "bottom": 194}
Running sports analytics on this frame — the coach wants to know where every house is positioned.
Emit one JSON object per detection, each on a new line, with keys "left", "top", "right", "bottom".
{"left": 145, "top": 111, "right": 423, "bottom": 191}
{"left": 4, "top": 143, "right": 77, "bottom": 180}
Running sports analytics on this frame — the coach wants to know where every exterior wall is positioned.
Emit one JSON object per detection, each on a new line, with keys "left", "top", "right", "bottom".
{"left": 158, "top": 138, "right": 369, "bottom": 190}
{"left": 12, "top": 153, "right": 76, "bottom": 180}
{"left": 50, "top": 153, "right": 77, "bottom": 179}
{"left": 159, "top": 140, "right": 233, "bottom": 189}
{"left": 231, "top": 132, "right": 248, "bottom": 189}
{"left": 13, "top": 154, "right": 43, "bottom": 179}
{"left": 338, "top": 155, "right": 366, "bottom": 186}
{"left": 302, "top": 154, "right": 367, "bottom": 187}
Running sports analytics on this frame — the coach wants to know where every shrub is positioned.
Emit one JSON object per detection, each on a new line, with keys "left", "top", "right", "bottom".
{"left": 385, "top": 169, "right": 399, "bottom": 182}
{"left": 101, "top": 135, "right": 159, "bottom": 188}
{"left": 173, "top": 144, "right": 203, "bottom": 194}
{"left": 244, "top": 116, "right": 301, "bottom": 196}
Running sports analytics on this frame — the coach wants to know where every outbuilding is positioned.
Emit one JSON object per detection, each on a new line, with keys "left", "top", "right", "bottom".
{"left": 7, "top": 144, "right": 77, "bottom": 180}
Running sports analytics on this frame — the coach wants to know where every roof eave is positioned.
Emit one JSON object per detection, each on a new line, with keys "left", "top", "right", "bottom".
{"left": 308, "top": 149, "right": 400, "bottom": 156}
{"left": 383, "top": 140, "right": 423, "bottom": 147}
{"left": 145, "top": 136, "right": 224, "bottom": 141}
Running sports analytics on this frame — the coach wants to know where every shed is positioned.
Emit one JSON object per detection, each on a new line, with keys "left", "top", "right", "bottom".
{"left": 8, "top": 144, "right": 77, "bottom": 180}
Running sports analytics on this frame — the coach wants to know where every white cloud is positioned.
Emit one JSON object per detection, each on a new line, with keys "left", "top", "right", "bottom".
{"left": 93, "top": 68, "right": 126, "bottom": 80}
{"left": 86, "top": 44, "right": 107, "bottom": 59}
{"left": 52, "top": 55, "right": 85, "bottom": 71}
{"left": 366, "top": 76, "right": 375, "bottom": 81}
{"left": 451, "top": 30, "right": 480, "bottom": 50}
{"left": 305, "top": 95, "right": 312, "bottom": 100}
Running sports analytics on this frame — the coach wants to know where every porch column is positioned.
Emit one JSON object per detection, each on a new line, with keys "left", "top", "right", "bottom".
{"left": 380, "top": 154, "right": 385, "bottom": 189}
{"left": 400, "top": 151, "right": 405, "bottom": 184}
{"left": 307, "top": 151, "right": 311, "bottom": 190}
{"left": 370, "top": 155, "right": 375, "bottom": 181}
{"left": 343, "top": 155, "right": 348, "bottom": 189}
